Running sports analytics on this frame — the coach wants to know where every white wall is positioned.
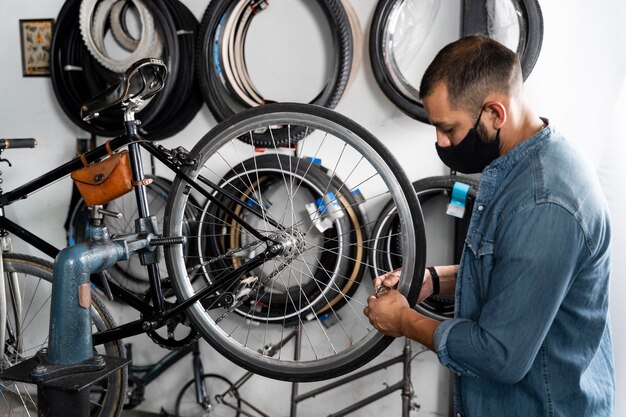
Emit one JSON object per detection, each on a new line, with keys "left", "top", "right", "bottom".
{"left": 0, "top": 1, "right": 624, "bottom": 416}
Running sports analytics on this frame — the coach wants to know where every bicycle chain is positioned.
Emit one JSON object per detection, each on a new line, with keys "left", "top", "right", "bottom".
{"left": 189, "top": 240, "right": 263, "bottom": 274}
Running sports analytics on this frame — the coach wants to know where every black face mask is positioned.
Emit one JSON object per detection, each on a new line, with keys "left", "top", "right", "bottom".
{"left": 435, "top": 110, "right": 501, "bottom": 174}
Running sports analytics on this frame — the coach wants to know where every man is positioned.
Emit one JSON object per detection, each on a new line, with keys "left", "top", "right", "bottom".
{"left": 363, "top": 36, "right": 614, "bottom": 417}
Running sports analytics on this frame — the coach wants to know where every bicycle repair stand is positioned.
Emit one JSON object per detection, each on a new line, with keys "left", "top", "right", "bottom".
{"left": 0, "top": 205, "right": 179, "bottom": 416}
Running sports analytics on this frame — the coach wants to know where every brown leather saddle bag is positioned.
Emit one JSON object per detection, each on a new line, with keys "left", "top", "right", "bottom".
{"left": 71, "top": 142, "right": 134, "bottom": 206}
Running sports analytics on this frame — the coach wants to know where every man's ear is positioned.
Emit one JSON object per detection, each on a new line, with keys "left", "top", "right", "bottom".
{"left": 483, "top": 101, "right": 507, "bottom": 130}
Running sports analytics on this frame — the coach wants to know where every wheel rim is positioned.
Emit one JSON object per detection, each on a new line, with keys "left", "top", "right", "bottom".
{"left": 165, "top": 103, "right": 425, "bottom": 381}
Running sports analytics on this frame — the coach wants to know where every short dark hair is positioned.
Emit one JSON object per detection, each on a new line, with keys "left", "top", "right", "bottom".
{"left": 419, "top": 36, "right": 523, "bottom": 112}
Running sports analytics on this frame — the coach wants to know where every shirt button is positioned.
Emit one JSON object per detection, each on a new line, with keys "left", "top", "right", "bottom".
{"left": 456, "top": 413, "right": 462, "bottom": 417}
{"left": 477, "top": 205, "right": 484, "bottom": 211}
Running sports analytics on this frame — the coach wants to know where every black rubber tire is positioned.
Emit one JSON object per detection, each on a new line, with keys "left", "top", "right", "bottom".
{"left": 0, "top": 253, "right": 126, "bottom": 417}
{"left": 195, "top": 0, "right": 353, "bottom": 147}
{"left": 50, "top": 0, "right": 201, "bottom": 140}
{"left": 164, "top": 102, "right": 425, "bottom": 382}
{"left": 175, "top": 373, "right": 241, "bottom": 417}
{"left": 369, "top": 175, "right": 479, "bottom": 320}
{"left": 369, "top": 0, "right": 544, "bottom": 123}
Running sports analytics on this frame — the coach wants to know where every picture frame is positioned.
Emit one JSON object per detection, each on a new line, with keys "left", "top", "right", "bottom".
{"left": 19, "top": 19, "right": 54, "bottom": 77}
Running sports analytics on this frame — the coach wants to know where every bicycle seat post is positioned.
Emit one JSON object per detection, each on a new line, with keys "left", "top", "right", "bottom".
{"left": 122, "top": 99, "right": 168, "bottom": 313}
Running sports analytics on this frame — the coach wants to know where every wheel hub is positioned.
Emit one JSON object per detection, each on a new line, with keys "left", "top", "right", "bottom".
{"left": 267, "top": 228, "right": 306, "bottom": 260}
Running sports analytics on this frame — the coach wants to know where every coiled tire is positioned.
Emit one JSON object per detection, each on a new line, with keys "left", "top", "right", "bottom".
{"left": 51, "top": 0, "right": 201, "bottom": 140}
{"left": 79, "top": 0, "right": 163, "bottom": 73}
{"left": 369, "top": 0, "right": 543, "bottom": 123}
{"left": 195, "top": 0, "right": 354, "bottom": 147}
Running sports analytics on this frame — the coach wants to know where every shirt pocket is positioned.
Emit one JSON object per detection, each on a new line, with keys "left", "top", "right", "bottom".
{"left": 464, "top": 231, "right": 495, "bottom": 301}
{"left": 465, "top": 231, "right": 494, "bottom": 259}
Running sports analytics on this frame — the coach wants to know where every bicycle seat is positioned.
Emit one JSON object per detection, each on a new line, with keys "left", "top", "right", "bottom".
{"left": 81, "top": 58, "right": 168, "bottom": 121}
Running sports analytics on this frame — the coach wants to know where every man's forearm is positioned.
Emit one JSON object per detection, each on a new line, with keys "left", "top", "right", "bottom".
{"left": 400, "top": 308, "right": 439, "bottom": 350}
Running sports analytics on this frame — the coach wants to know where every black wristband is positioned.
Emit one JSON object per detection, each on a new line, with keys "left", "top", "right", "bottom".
{"left": 426, "top": 266, "right": 440, "bottom": 296}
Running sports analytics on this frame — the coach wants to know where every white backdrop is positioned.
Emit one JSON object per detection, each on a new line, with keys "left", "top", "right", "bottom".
{"left": 0, "top": 1, "right": 624, "bottom": 416}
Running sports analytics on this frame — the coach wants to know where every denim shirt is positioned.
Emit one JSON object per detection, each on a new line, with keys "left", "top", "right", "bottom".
{"left": 434, "top": 123, "right": 615, "bottom": 417}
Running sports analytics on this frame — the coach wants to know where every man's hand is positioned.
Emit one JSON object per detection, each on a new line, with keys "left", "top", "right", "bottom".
{"left": 363, "top": 290, "right": 410, "bottom": 337}
{"left": 363, "top": 288, "right": 439, "bottom": 350}
{"left": 372, "top": 268, "right": 434, "bottom": 304}
{"left": 373, "top": 268, "right": 401, "bottom": 289}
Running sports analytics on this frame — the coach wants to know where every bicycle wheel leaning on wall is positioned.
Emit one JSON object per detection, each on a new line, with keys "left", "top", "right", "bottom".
{"left": 164, "top": 102, "right": 426, "bottom": 382}
{"left": 175, "top": 373, "right": 241, "bottom": 417}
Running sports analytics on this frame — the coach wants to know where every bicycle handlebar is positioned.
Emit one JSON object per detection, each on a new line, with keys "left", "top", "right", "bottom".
{"left": 0, "top": 138, "right": 38, "bottom": 150}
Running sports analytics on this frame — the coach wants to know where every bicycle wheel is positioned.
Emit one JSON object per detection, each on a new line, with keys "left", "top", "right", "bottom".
{"left": 369, "top": 0, "right": 543, "bottom": 123}
{"left": 175, "top": 373, "right": 241, "bottom": 417}
{"left": 370, "top": 175, "right": 479, "bottom": 321}
{"left": 164, "top": 102, "right": 426, "bottom": 381}
{"left": 0, "top": 253, "right": 126, "bottom": 417}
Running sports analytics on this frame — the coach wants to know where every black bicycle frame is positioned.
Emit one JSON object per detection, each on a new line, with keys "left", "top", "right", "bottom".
{"left": 0, "top": 122, "right": 277, "bottom": 346}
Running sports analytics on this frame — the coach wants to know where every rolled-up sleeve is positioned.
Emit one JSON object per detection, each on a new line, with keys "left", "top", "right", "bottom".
{"left": 434, "top": 318, "right": 478, "bottom": 376}
{"left": 433, "top": 202, "right": 588, "bottom": 383}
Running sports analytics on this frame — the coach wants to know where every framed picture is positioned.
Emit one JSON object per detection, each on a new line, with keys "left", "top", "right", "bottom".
{"left": 19, "top": 19, "right": 54, "bottom": 77}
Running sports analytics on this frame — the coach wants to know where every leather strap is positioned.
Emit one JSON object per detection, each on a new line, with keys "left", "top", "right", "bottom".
{"left": 79, "top": 153, "right": 89, "bottom": 167}
{"left": 132, "top": 178, "right": 153, "bottom": 187}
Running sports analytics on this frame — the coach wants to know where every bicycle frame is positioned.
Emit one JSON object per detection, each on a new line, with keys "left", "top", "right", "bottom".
{"left": 0, "top": 119, "right": 279, "bottom": 347}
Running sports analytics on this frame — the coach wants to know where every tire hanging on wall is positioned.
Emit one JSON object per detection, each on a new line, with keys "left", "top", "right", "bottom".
{"left": 195, "top": 0, "right": 354, "bottom": 147}
{"left": 369, "top": 0, "right": 543, "bottom": 123}
{"left": 50, "top": 0, "right": 202, "bottom": 140}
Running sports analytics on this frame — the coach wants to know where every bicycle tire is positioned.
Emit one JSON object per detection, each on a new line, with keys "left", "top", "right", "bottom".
{"left": 0, "top": 253, "right": 126, "bottom": 417}
{"left": 79, "top": 0, "right": 163, "bottom": 73}
{"left": 79, "top": 0, "right": 161, "bottom": 73}
{"left": 195, "top": 0, "right": 353, "bottom": 147}
{"left": 370, "top": 175, "right": 479, "bottom": 320}
{"left": 51, "top": 0, "right": 200, "bottom": 140}
{"left": 369, "top": 0, "right": 543, "bottom": 123}
{"left": 175, "top": 373, "right": 241, "bottom": 417}
{"left": 109, "top": 1, "right": 141, "bottom": 51}
{"left": 164, "top": 102, "right": 426, "bottom": 382}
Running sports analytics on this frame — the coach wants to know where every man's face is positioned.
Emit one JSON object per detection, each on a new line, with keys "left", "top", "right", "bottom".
{"left": 422, "top": 83, "right": 478, "bottom": 147}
